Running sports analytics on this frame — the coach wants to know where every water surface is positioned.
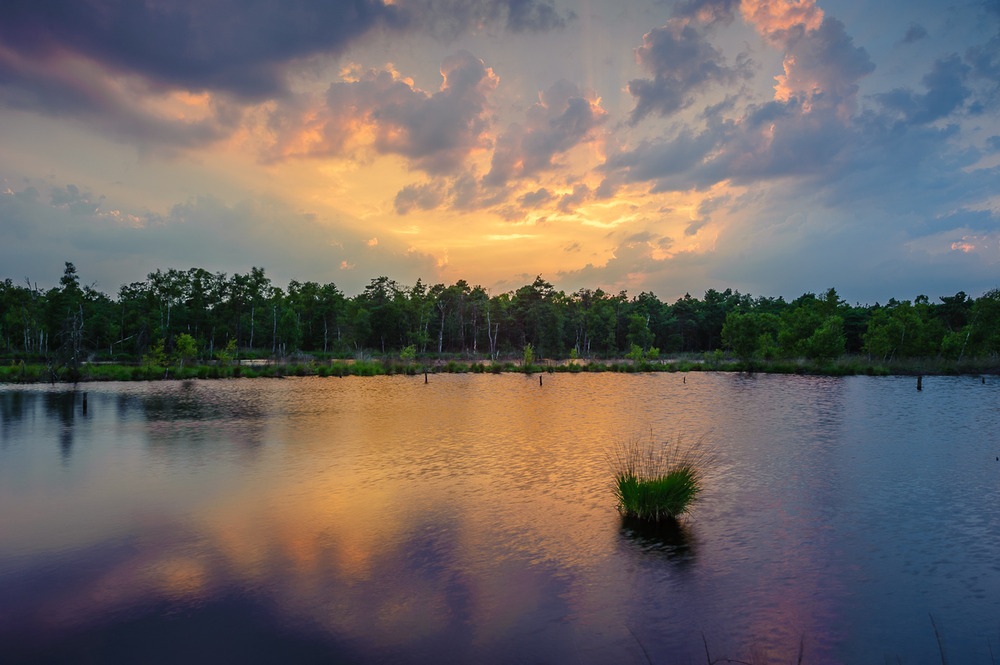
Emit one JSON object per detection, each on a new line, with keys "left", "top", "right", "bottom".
{"left": 1, "top": 374, "right": 998, "bottom": 664}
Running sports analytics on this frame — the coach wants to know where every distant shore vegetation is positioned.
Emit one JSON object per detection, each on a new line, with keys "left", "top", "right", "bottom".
{"left": 2, "top": 262, "right": 999, "bottom": 383}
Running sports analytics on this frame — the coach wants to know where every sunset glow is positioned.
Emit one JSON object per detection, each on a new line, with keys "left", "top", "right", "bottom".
{"left": 1, "top": 0, "right": 997, "bottom": 302}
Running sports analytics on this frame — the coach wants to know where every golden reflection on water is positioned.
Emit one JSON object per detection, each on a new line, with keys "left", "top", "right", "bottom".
{"left": 4, "top": 374, "right": 1000, "bottom": 663}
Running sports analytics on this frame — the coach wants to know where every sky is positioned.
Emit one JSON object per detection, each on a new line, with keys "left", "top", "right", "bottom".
{"left": 1, "top": 0, "right": 998, "bottom": 304}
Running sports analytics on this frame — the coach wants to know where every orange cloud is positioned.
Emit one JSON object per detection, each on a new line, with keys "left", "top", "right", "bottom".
{"left": 739, "top": 0, "right": 823, "bottom": 41}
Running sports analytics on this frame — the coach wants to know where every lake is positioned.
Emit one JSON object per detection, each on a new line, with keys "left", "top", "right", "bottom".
{"left": 1, "top": 373, "right": 998, "bottom": 664}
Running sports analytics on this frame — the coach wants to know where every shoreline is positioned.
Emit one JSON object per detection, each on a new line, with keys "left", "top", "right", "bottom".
{"left": 3, "top": 355, "right": 999, "bottom": 384}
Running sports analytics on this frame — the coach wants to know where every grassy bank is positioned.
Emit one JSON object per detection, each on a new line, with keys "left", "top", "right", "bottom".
{"left": 1, "top": 353, "right": 999, "bottom": 384}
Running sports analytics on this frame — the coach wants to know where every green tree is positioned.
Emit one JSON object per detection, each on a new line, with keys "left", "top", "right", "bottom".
{"left": 626, "top": 312, "right": 655, "bottom": 351}
{"left": 722, "top": 311, "right": 760, "bottom": 364}
{"left": 802, "top": 315, "right": 846, "bottom": 360}
{"left": 175, "top": 333, "right": 197, "bottom": 369}
{"left": 276, "top": 308, "right": 301, "bottom": 354}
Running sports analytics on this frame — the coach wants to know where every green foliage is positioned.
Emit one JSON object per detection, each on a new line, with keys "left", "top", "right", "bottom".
{"left": 626, "top": 343, "right": 644, "bottom": 362}
{"left": 608, "top": 431, "right": 707, "bottom": 521}
{"left": 400, "top": 344, "right": 416, "bottom": 361}
{"left": 522, "top": 342, "right": 534, "bottom": 367}
{"left": 722, "top": 310, "right": 759, "bottom": 363}
{"left": 216, "top": 339, "right": 237, "bottom": 365}
{"left": 174, "top": 333, "right": 197, "bottom": 368}
{"left": 4, "top": 263, "right": 1000, "bottom": 370}
{"left": 802, "top": 315, "right": 846, "bottom": 360}
{"left": 143, "top": 339, "right": 167, "bottom": 368}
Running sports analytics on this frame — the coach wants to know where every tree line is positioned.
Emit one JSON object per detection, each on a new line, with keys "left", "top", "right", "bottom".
{"left": 2, "top": 262, "right": 998, "bottom": 366}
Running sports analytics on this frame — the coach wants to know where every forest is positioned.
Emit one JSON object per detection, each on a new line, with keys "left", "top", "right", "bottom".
{"left": 2, "top": 262, "right": 999, "bottom": 374}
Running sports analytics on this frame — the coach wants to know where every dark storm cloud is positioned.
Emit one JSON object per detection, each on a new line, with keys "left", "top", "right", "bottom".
{"left": 0, "top": 0, "right": 570, "bottom": 100}
{"left": 0, "top": 0, "right": 570, "bottom": 153}
{"left": 0, "top": 0, "right": 396, "bottom": 99}
{"left": 875, "top": 55, "right": 971, "bottom": 124}
{"left": 0, "top": 45, "right": 238, "bottom": 147}
{"left": 627, "top": 18, "right": 750, "bottom": 124}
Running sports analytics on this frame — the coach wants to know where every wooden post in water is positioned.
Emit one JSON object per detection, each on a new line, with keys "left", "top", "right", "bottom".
{"left": 917, "top": 375, "right": 922, "bottom": 391}
{"left": 539, "top": 375, "right": 543, "bottom": 387}
{"left": 82, "top": 392, "right": 88, "bottom": 414}
{"left": 424, "top": 369, "right": 428, "bottom": 384}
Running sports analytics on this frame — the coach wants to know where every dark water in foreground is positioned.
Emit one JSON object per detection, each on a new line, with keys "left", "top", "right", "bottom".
{"left": 1, "top": 373, "right": 998, "bottom": 664}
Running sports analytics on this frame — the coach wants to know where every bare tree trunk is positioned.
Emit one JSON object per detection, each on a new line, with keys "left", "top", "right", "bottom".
{"left": 486, "top": 304, "right": 499, "bottom": 361}
{"left": 437, "top": 304, "right": 445, "bottom": 354}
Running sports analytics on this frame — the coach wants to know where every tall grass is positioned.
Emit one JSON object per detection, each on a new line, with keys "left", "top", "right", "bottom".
{"left": 608, "top": 430, "right": 709, "bottom": 522}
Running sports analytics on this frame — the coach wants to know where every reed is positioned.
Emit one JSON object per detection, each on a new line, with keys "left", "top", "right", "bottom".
{"left": 608, "top": 430, "right": 709, "bottom": 522}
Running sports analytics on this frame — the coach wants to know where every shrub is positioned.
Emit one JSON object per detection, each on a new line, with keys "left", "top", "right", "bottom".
{"left": 608, "top": 431, "right": 709, "bottom": 522}
{"left": 523, "top": 343, "right": 534, "bottom": 367}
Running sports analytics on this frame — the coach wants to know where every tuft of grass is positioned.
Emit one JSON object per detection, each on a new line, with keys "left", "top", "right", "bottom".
{"left": 608, "top": 430, "right": 709, "bottom": 522}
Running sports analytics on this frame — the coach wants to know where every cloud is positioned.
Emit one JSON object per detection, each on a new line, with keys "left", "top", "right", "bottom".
{"left": 627, "top": 18, "right": 750, "bottom": 123}
{"left": 0, "top": 0, "right": 396, "bottom": 100}
{"left": 739, "top": 0, "right": 824, "bottom": 40}
{"left": 558, "top": 184, "right": 591, "bottom": 213}
{"left": 0, "top": 45, "right": 240, "bottom": 149}
{"left": 395, "top": 182, "right": 446, "bottom": 214}
{"left": 901, "top": 22, "right": 928, "bottom": 45}
{"left": 400, "top": 0, "right": 571, "bottom": 39}
{"left": 673, "top": 0, "right": 741, "bottom": 24}
{"left": 610, "top": 14, "right": 873, "bottom": 191}
{"left": 50, "top": 184, "right": 103, "bottom": 216}
{"left": 485, "top": 79, "right": 607, "bottom": 185}
{"left": 0, "top": 0, "right": 570, "bottom": 101}
{"left": 770, "top": 17, "right": 874, "bottom": 117}
{"left": 967, "top": 34, "right": 1000, "bottom": 82}
{"left": 965, "top": 34, "right": 1000, "bottom": 111}
{"left": 497, "top": 0, "right": 569, "bottom": 32}
{"left": 518, "top": 188, "right": 554, "bottom": 208}
{"left": 0, "top": 0, "right": 570, "bottom": 152}
{"left": 875, "top": 54, "right": 971, "bottom": 124}
{"left": 268, "top": 52, "right": 498, "bottom": 173}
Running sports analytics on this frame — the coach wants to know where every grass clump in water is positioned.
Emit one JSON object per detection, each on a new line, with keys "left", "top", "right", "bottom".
{"left": 609, "top": 430, "right": 708, "bottom": 522}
